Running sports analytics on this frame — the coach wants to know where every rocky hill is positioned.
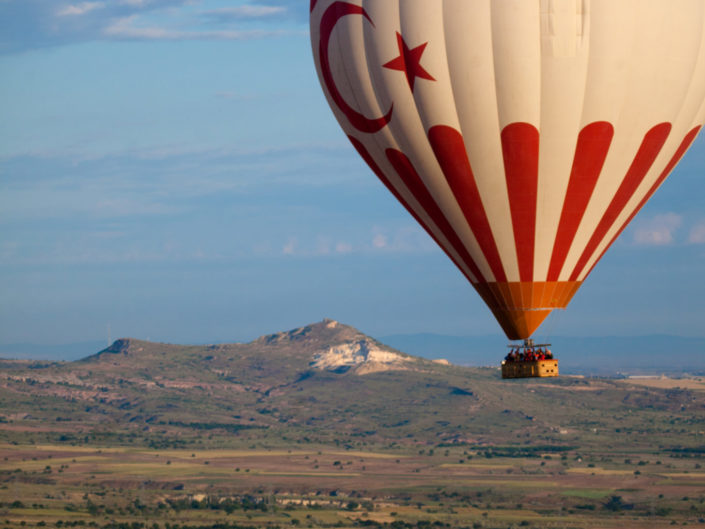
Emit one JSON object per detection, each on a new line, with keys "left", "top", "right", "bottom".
{"left": 74, "top": 319, "right": 427, "bottom": 383}
{"left": 1, "top": 320, "right": 703, "bottom": 453}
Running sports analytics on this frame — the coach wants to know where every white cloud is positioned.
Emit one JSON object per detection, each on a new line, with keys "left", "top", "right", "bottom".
{"left": 688, "top": 221, "right": 705, "bottom": 245}
{"left": 57, "top": 2, "right": 105, "bottom": 16}
{"left": 3, "top": 0, "right": 307, "bottom": 54}
{"left": 282, "top": 238, "right": 297, "bottom": 255}
{"left": 204, "top": 6, "right": 287, "bottom": 19}
{"left": 278, "top": 238, "right": 351, "bottom": 257}
{"left": 335, "top": 242, "right": 353, "bottom": 254}
{"left": 372, "top": 233, "right": 387, "bottom": 249}
{"left": 103, "top": 15, "right": 290, "bottom": 40}
{"left": 315, "top": 237, "right": 331, "bottom": 255}
{"left": 369, "top": 226, "right": 435, "bottom": 254}
{"left": 274, "top": 231, "right": 430, "bottom": 258}
{"left": 632, "top": 213, "right": 683, "bottom": 246}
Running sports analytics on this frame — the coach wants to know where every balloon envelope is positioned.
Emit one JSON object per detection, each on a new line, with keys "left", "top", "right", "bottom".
{"left": 310, "top": 0, "right": 705, "bottom": 339}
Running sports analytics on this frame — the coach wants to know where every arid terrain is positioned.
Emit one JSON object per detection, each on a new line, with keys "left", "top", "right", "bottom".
{"left": 1, "top": 320, "right": 704, "bottom": 528}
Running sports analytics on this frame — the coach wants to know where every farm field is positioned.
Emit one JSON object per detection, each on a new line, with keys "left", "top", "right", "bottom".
{"left": 2, "top": 442, "right": 704, "bottom": 528}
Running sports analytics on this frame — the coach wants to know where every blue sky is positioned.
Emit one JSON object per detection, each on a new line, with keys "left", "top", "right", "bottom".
{"left": 1, "top": 0, "right": 704, "bottom": 348}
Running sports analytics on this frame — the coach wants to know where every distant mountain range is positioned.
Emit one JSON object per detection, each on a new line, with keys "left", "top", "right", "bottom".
{"left": 0, "top": 340, "right": 107, "bottom": 362}
{"left": 2, "top": 327, "right": 703, "bottom": 375}
{"left": 380, "top": 333, "right": 705, "bottom": 375}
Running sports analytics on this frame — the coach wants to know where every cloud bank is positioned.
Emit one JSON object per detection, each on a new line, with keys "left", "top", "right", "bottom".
{"left": 632, "top": 213, "right": 683, "bottom": 246}
{"left": 0, "top": 1, "right": 308, "bottom": 53}
{"left": 631, "top": 213, "right": 705, "bottom": 246}
{"left": 688, "top": 221, "right": 705, "bottom": 245}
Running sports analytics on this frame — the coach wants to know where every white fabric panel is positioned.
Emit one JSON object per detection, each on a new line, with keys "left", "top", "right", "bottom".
{"left": 490, "top": 1, "right": 542, "bottom": 127}
{"left": 488, "top": 1, "right": 541, "bottom": 281}
{"left": 541, "top": 0, "right": 587, "bottom": 58}
{"left": 310, "top": 3, "right": 388, "bottom": 138}
{"left": 698, "top": 98, "right": 705, "bottom": 123}
{"left": 396, "top": 0, "right": 500, "bottom": 281}
{"left": 577, "top": 0, "right": 637, "bottom": 123}
{"left": 334, "top": 12, "right": 383, "bottom": 126}
{"left": 310, "top": 3, "right": 468, "bottom": 281}
{"left": 534, "top": 0, "right": 592, "bottom": 280}
{"left": 569, "top": 0, "right": 705, "bottom": 280}
{"left": 400, "top": 0, "right": 459, "bottom": 130}
{"left": 311, "top": 0, "right": 489, "bottom": 283}
{"left": 316, "top": 2, "right": 482, "bottom": 283}
{"left": 363, "top": 0, "right": 497, "bottom": 281}
{"left": 558, "top": 0, "right": 639, "bottom": 278}
{"left": 442, "top": 0, "right": 520, "bottom": 281}
{"left": 576, "top": 0, "right": 705, "bottom": 279}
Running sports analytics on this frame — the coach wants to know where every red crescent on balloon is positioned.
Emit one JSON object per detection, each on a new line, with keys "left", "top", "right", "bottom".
{"left": 319, "top": 2, "right": 393, "bottom": 133}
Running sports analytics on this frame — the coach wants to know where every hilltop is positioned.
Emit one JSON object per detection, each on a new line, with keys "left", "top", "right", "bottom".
{"left": 1, "top": 319, "right": 703, "bottom": 453}
{"left": 78, "top": 318, "right": 421, "bottom": 381}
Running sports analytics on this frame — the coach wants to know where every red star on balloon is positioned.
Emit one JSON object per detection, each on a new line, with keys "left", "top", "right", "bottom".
{"left": 383, "top": 32, "right": 436, "bottom": 92}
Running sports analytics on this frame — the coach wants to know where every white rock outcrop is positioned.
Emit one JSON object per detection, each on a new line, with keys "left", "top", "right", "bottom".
{"left": 310, "top": 340, "right": 410, "bottom": 373}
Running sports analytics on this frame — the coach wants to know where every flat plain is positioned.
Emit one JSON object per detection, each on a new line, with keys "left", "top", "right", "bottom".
{"left": 2, "top": 440, "right": 705, "bottom": 528}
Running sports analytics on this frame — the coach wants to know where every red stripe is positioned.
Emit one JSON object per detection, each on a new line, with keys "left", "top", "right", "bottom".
{"left": 569, "top": 122, "right": 672, "bottom": 281}
{"left": 428, "top": 126, "right": 507, "bottom": 282}
{"left": 547, "top": 122, "right": 614, "bottom": 281}
{"left": 310, "top": 0, "right": 319, "bottom": 12}
{"left": 501, "top": 123, "right": 540, "bottom": 282}
{"left": 347, "top": 136, "right": 485, "bottom": 284}
{"left": 385, "top": 148, "right": 489, "bottom": 283}
{"left": 583, "top": 125, "right": 702, "bottom": 279}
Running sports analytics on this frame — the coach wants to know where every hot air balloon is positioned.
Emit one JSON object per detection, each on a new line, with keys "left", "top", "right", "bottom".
{"left": 310, "top": 0, "right": 705, "bottom": 376}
